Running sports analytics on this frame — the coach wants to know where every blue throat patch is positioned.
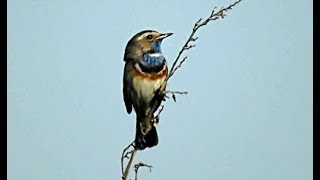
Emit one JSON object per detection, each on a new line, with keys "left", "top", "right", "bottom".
{"left": 143, "top": 40, "right": 165, "bottom": 66}
{"left": 151, "top": 40, "right": 161, "bottom": 52}
{"left": 143, "top": 53, "right": 165, "bottom": 66}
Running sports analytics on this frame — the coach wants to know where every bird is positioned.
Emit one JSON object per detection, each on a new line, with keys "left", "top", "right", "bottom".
{"left": 122, "top": 30, "right": 173, "bottom": 150}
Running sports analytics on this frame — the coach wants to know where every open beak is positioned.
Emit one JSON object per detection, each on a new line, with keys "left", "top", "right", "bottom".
{"left": 157, "top": 33, "right": 173, "bottom": 40}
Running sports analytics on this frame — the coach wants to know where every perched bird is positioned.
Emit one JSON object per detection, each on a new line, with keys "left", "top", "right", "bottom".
{"left": 123, "top": 30, "right": 173, "bottom": 150}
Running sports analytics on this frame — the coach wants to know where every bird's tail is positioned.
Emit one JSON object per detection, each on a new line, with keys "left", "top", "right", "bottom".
{"left": 135, "top": 115, "right": 158, "bottom": 150}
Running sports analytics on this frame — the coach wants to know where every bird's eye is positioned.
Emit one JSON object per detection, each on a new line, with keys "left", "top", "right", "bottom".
{"left": 146, "top": 35, "right": 153, "bottom": 40}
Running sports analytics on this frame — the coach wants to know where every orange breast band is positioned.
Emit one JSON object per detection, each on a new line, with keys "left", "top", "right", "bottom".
{"left": 133, "top": 64, "right": 168, "bottom": 80}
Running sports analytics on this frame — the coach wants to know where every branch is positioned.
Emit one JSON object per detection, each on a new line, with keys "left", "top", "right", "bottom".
{"left": 165, "top": 0, "right": 243, "bottom": 83}
{"left": 153, "top": 105, "right": 164, "bottom": 125}
{"left": 156, "top": 0, "right": 242, "bottom": 105}
{"left": 165, "top": 90, "right": 188, "bottom": 102}
{"left": 134, "top": 162, "right": 153, "bottom": 180}
{"left": 121, "top": 142, "right": 137, "bottom": 180}
{"left": 168, "top": 56, "right": 187, "bottom": 79}
{"left": 121, "top": 142, "right": 134, "bottom": 174}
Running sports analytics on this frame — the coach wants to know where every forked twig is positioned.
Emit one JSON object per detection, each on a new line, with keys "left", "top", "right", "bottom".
{"left": 121, "top": 142, "right": 136, "bottom": 180}
{"left": 134, "top": 162, "right": 153, "bottom": 180}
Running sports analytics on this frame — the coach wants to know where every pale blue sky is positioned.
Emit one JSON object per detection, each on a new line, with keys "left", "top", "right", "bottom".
{"left": 8, "top": 0, "right": 312, "bottom": 179}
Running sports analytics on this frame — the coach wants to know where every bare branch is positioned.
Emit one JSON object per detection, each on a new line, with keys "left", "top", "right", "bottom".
{"left": 153, "top": 105, "right": 165, "bottom": 124}
{"left": 164, "top": 90, "right": 188, "bottom": 102}
{"left": 121, "top": 142, "right": 137, "bottom": 180}
{"left": 134, "top": 162, "right": 153, "bottom": 180}
{"left": 169, "top": 56, "right": 188, "bottom": 79}
{"left": 122, "top": 147, "right": 138, "bottom": 180}
{"left": 164, "top": 0, "right": 242, "bottom": 82}
{"left": 121, "top": 142, "right": 134, "bottom": 175}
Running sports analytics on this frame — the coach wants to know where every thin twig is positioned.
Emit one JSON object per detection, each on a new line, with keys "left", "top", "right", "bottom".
{"left": 164, "top": 0, "right": 243, "bottom": 83}
{"left": 169, "top": 56, "right": 188, "bottom": 79}
{"left": 165, "top": 90, "right": 188, "bottom": 95}
{"left": 121, "top": 142, "right": 134, "bottom": 175}
{"left": 134, "top": 162, "right": 153, "bottom": 180}
{"left": 157, "top": 0, "right": 242, "bottom": 101}
{"left": 165, "top": 90, "right": 188, "bottom": 102}
{"left": 153, "top": 105, "right": 164, "bottom": 124}
{"left": 122, "top": 148, "right": 138, "bottom": 180}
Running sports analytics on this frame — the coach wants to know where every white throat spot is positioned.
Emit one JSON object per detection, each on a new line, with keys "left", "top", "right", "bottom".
{"left": 148, "top": 52, "right": 162, "bottom": 57}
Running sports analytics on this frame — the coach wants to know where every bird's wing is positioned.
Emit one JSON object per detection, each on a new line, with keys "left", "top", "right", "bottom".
{"left": 123, "top": 64, "right": 133, "bottom": 114}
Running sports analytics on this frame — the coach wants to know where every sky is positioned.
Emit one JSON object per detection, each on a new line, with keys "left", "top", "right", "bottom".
{"left": 8, "top": 0, "right": 313, "bottom": 180}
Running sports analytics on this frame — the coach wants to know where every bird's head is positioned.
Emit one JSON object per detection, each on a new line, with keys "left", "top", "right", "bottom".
{"left": 124, "top": 30, "right": 173, "bottom": 61}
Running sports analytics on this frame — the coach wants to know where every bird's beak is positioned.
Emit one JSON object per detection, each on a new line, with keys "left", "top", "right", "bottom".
{"left": 157, "top": 33, "right": 173, "bottom": 40}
